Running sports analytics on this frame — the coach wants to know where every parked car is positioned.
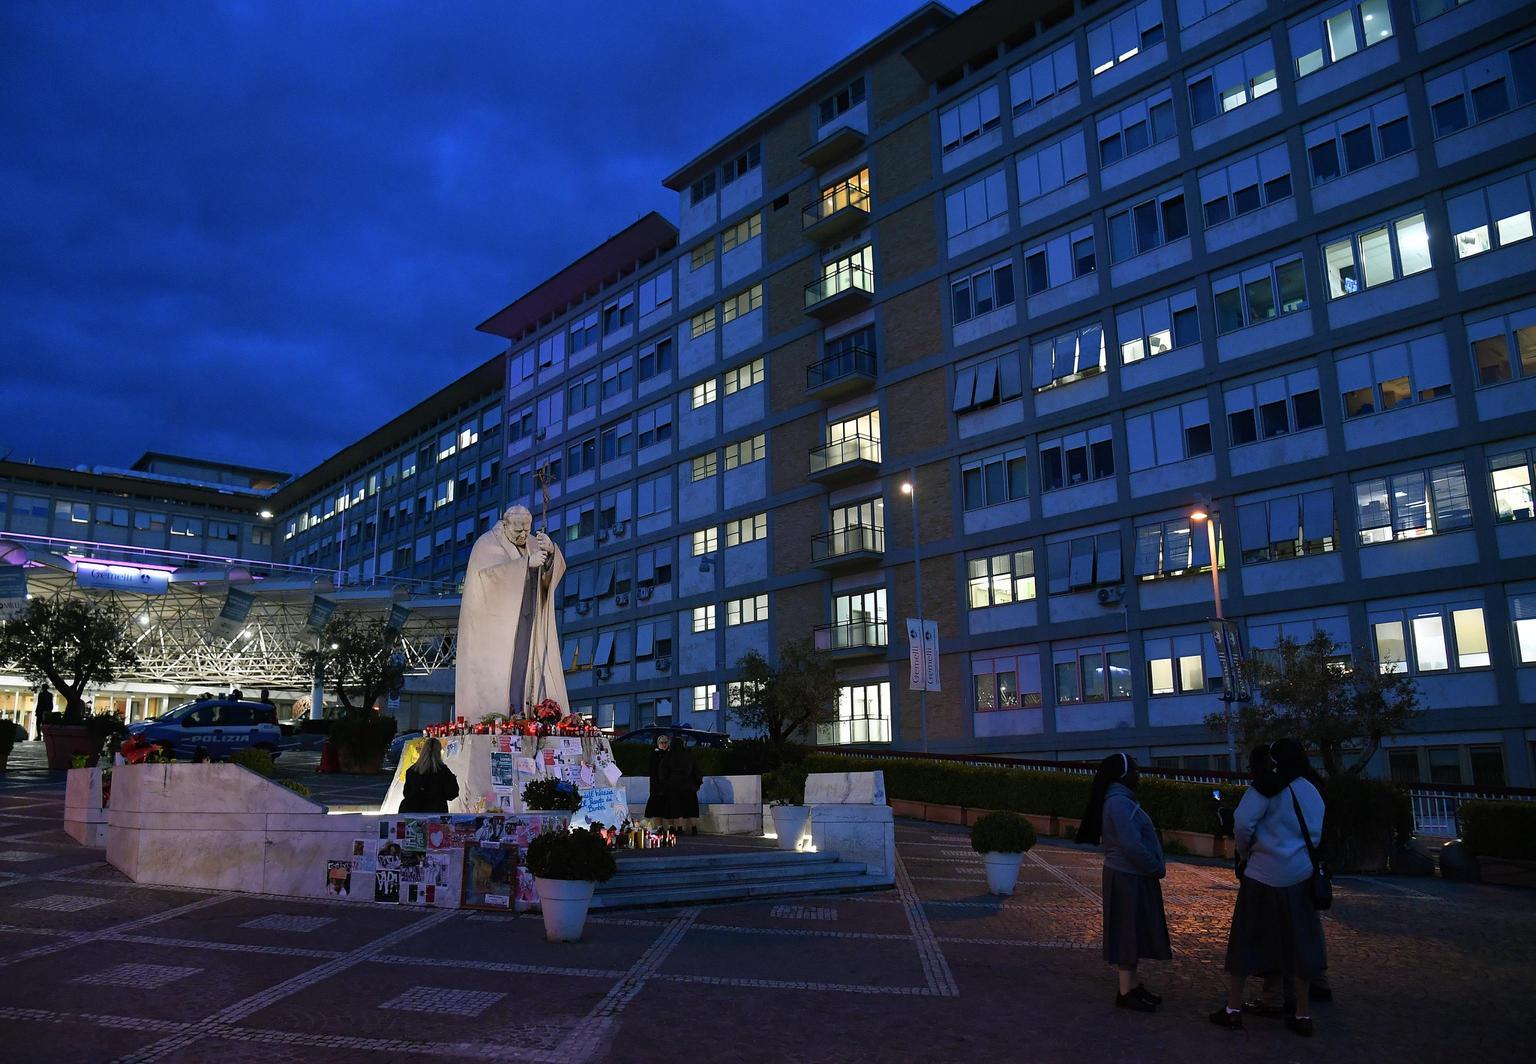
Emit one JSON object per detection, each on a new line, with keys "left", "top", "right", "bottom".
{"left": 385, "top": 729, "right": 424, "bottom": 767}
{"left": 612, "top": 726, "right": 731, "bottom": 749}
{"left": 126, "top": 699, "right": 285, "bottom": 761}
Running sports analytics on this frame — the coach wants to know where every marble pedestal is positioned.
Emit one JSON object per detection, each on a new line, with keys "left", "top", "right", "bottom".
{"left": 63, "top": 767, "right": 108, "bottom": 848}
{"left": 804, "top": 771, "right": 894, "bottom": 885}
{"left": 621, "top": 774, "right": 763, "bottom": 834}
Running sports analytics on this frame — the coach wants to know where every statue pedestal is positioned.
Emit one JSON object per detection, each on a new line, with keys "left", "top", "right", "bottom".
{"left": 382, "top": 733, "right": 628, "bottom": 826}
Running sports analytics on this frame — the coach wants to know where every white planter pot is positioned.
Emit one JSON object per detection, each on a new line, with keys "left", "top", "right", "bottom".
{"left": 534, "top": 877, "right": 596, "bottom": 942}
{"left": 982, "top": 851, "right": 1024, "bottom": 896}
{"left": 769, "top": 805, "right": 810, "bottom": 851}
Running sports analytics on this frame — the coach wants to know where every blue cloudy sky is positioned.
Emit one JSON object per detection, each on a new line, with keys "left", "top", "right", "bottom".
{"left": 2, "top": 0, "right": 969, "bottom": 476}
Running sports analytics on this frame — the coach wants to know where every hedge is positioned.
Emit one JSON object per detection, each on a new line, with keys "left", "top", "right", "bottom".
{"left": 1460, "top": 800, "right": 1536, "bottom": 861}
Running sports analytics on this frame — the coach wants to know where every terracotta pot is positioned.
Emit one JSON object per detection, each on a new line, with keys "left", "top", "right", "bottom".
{"left": 42, "top": 725, "right": 99, "bottom": 771}
{"left": 336, "top": 747, "right": 385, "bottom": 774}
{"left": 1023, "top": 813, "right": 1057, "bottom": 837}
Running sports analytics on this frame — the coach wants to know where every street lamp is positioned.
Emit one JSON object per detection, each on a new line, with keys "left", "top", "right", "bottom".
{"left": 902, "top": 473, "right": 929, "bottom": 753}
{"left": 1190, "top": 498, "right": 1236, "bottom": 771}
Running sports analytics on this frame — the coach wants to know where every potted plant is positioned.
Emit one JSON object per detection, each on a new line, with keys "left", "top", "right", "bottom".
{"left": 764, "top": 765, "right": 810, "bottom": 851}
{"left": 970, "top": 811, "right": 1037, "bottom": 896}
{"left": 524, "top": 827, "right": 617, "bottom": 942}
{"left": 328, "top": 708, "right": 397, "bottom": 774}
{"left": 522, "top": 778, "right": 582, "bottom": 813}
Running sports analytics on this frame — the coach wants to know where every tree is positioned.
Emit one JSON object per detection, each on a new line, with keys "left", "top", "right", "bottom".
{"left": 299, "top": 613, "right": 405, "bottom": 715}
{"left": 0, "top": 597, "right": 139, "bottom": 724}
{"left": 1208, "top": 631, "right": 1421, "bottom": 777}
{"left": 726, "top": 636, "right": 840, "bottom": 744}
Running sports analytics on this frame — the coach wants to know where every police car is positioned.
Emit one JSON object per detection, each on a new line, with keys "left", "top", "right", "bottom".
{"left": 126, "top": 698, "right": 284, "bottom": 761}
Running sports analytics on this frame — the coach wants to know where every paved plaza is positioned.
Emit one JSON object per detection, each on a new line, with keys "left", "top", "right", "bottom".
{"left": 0, "top": 745, "right": 1530, "bottom": 1063}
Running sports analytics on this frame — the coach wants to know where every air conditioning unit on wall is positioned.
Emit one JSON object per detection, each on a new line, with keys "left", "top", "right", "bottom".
{"left": 1097, "top": 586, "right": 1126, "bottom": 606}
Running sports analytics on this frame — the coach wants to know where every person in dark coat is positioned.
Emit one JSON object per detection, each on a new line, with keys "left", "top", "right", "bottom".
{"left": 1077, "top": 752, "right": 1172, "bottom": 1013}
{"left": 644, "top": 734, "right": 703, "bottom": 833}
{"left": 400, "top": 737, "right": 459, "bottom": 814}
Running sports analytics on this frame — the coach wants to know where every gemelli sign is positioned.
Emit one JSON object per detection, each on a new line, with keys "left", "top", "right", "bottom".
{"left": 75, "top": 562, "right": 169, "bottom": 595}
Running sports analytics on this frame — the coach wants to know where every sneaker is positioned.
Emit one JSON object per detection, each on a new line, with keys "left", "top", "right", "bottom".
{"left": 1241, "top": 999, "right": 1295, "bottom": 1018}
{"left": 1209, "top": 1008, "right": 1243, "bottom": 1030}
{"left": 1133, "top": 985, "right": 1163, "bottom": 1006}
{"left": 1285, "top": 1015, "right": 1315, "bottom": 1037}
{"left": 1116, "top": 991, "right": 1157, "bottom": 1013}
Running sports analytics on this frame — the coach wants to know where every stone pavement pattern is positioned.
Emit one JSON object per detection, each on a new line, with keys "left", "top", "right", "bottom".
{"left": 1, "top": 743, "right": 1531, "bottom": 1063}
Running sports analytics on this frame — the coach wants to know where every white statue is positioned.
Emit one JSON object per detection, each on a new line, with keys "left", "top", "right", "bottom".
{"left": 454, "top": 505, "right": 569, "bottom": 718}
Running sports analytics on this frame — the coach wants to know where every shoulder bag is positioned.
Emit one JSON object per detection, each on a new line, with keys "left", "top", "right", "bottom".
{"left": 1288, "top": 784, "right": 1332, "bottom": 911}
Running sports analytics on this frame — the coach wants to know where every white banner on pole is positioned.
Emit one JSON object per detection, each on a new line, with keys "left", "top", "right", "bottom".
{"left": 921, "top": 620, "right": 941, "bottom": 692}
{"left": 905, "top": 618, "right": 923, "bottom": 691}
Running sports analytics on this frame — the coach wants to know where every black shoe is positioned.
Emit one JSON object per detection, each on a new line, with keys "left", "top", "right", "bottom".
{"left": 1285, "top": 1015, "right": 1315, "bottom": 1037}
{"left": 1133, "top": 985, "right": 1162, "bottom": 1006}
{"left": 1209, "top": 1008, "right": 1243, "bottom": 1030}
{"left": 1241, "top": 999, "right": 1288, "bottom": 1018}
{"left": 1117, "top": 991, "right": 1157, "bottom": 1012}
{"left": 1309, "top": 983, "right": 1332, "bottom": 1003}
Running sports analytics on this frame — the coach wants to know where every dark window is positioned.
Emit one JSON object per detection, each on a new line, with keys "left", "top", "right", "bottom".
{"left": 1378, "top": 117, "right": 1411, "bottom": 158}
{"left": 1263, "top": 173, "right": 1292, "bottom": 203}
{"left": 1133, "top": 200, "right": 1161, "bottom": 252}
{"left": 1149, "top": 100, "right": 1175, "bottom": 142}
{"left": 1066, "top": 445, "right": 1089, "bottom": 484}
{"left": 1188, "top": 76, "right": 1218, "bottom": 124}
{"left": 1214, "top": 288, "right": 1244, "bottom": 333}
{"left": 1431, "top": 95, "right": 1468, "bottom": 135}
{"left": 1387, "top": 751, "right": 1420, "bottom": 784}
{"left": 1232, "top": 183, "right": 1262, "bottom": 215}
{"left": 1100, "top": 133, "right": 1124, "bottom": 165}
{"left": 1172, "top": 306, "right": 1200, "bottom": 347}
{"left": 995, "top": 264, "right": 1015, "bottom": 307}
{"left": 1204, "top": 196, "right": 1231, "bottom": 227}
{"left": 1292, "top": 389, "right": 1323, "bottom": 430}
{"left": 951, "top": 284, "right": 972, "bottom": 323}
{"left": 1040, "top": 446, "right": 1064, "bottom": 491}
{"left": 1184, "top": 422, "right": 1212, "bottom": 456}
{"left": 1259, "top": 399, "right": 1290, "bottom": 438}
{"left": 1515, "top": 42, "right": 1536, "bottom": 105}
{"left": 1124, "top": 119, "right": 1150, "bottom": 155}
{"left": 1090, "top": 439, "right": 1115, "bottom": 479}
{"left": 1342, "top": 125, "right": 1376, "bottom": 171}
{"left": 1245, "top": 277, "right": 1277, "bottom": 322}
{"left": 1471, "top": 78, "right": 1510, "bottom": 121}
{"left": 1470, "top": 746, "right": 1506, "bottom": 788}
{"left": 1025, "top": 251, "right": 1049, "bottom": 294}
{"left": 1228, "top": 409, "right": 1258, "bottom": 445}
{"left": 1161, "top": 195, "right": 1187, "bottom": 241}
{"left": 1109, "top": 212, "right": 1135, "bottom": 261}
{"left": 1276, "top": 260, "right": 1307, "bottom": 311}
{"left": 1072, "top": 237, "right": 1096, "bottom": 276}
{"left": 1309, "top": 141, "right": 1341, "bottom": 183}
{"left": 1141, "top": 22, "right": 1165, "bottom": 49}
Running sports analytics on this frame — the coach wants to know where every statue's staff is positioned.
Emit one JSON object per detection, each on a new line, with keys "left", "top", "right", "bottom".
{"left": 527, "top": 462, "right": 555, "bottom": 704}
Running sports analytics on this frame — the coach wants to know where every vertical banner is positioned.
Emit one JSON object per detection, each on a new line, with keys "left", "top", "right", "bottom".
{"left": 386, "top": 603, "right": 411, "bottom": 631}
{"left": 921, "top": 620, "right": 941, "bottom": 692}
{"left": 905, "top": 618, "right": 923, "bottom": 691}
{"left": 307, "top": 596, "right": 336, "bottom": 632}
{"left": 1211, "top": 619, "right": 1252, "bottom": 702}
{"left": 0, "top": 564, "right": 27, "bottom": 621}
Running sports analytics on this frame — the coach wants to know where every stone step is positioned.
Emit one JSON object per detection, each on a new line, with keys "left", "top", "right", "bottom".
{"left": 590, "top": 868, "right": 886, "bottom": 910}
{"left": 608, "top": 848, "right": 840, "bottom": 876}
{"left": 603, "top": 858, "right": 854, "bottom": 892}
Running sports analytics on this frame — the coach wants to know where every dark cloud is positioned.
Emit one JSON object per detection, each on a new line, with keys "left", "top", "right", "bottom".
{"left": 1, "top": 0, "right": 964, "bottom": 476}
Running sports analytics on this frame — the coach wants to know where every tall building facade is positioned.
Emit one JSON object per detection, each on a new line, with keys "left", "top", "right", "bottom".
{"left": 481, "top": 0, "right": 1536, "bottom": 786}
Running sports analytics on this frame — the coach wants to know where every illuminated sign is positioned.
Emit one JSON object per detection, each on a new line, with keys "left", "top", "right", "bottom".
{"left": 75, "top": 562, "right": 169, "bottom": 595}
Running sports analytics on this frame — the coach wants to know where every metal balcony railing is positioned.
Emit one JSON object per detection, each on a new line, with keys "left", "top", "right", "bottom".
{"left": 811, "top": 524, "right": 885, "bottom": 562}
{"left": 801, "top": 180, "right": 870, "bottom": 230}
{"left": 813, "top": 620, "right": 889, "bottom": 652}
{"left": 804, "top": 262, "right": 874, "bottom": 308}
{"left": 809, "top": 433, "right": 881, "bottom": 475}
{"left": 805, "top": 346, "right": 877, "bottom": 393}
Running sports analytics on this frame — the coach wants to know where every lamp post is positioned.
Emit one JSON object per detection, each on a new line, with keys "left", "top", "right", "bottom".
{"left": 901, "top": 473, "right": 929, "bottom": 753}
{"left": 1189, "top": 498, "right": 1236, "bottom": 771}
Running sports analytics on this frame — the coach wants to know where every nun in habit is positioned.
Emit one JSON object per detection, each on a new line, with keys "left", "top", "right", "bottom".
{"left": 454, "top": 505, "right": 570, "bottom": 718}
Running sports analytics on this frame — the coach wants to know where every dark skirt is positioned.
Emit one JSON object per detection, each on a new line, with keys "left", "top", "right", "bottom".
{"left": 1102, "top": 868, "right": 1173, "bottom": 966}
{"left": 1224, "top": 875, "right": 1328, "bottom": 980}
{"left": 644, "top": 785, "right": 700, "bottom": 820}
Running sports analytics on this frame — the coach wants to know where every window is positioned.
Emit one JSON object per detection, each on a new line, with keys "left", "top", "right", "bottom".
{"left": 566, "top": 435, "right": 598, "bottom": 477}
{"left": 723, "top": 434, "right": 766, "bottom": 470}
{"left": 946, "top": 169, "right": 1010, "bottom": 236}
{"left": 433, "top": 476, "right": 456, "bottom": 509}
{"left": 602, "top": 293, "right": 635, "bottom": 336}
{"left": 1239, "top": 488, "right": 1337, "bottom": 562}
{"left": 724, "top": 358, "right": 764, "bottom": 395}
{"left": 961, "top": 446, "right": 1030, "bottom": 510}
{"left": 638, "top": 543, "right": 673, "bottom": 589}
{"left": 601, "top": 355, "right": 634, "bottom": 400}
{"left": 950, "top": 257, "right": 1016, "bottom": 324}
{"left": 56, "top": 500, "right": 89, "bottom": 524}
{"left": 1126, "top": 397, "right": 1212, "bottom": 470}
{"left": 827, "top": 498, "right": 883, "bottom": 555}
{"left": 637, "top": 402, "right": 673, "bottom": 449}
{"left": 1200, "top": 144, "right": 1292, "bottom": 228}
{"left": 1053, "top": 643, "right": 1133, "bottom": 703}
{"left": 690, "top": 379, "right": 717, "bottom": 409}
{"left": 812, "top": 246, "right": 873, "bottom": 304}
{"left": 973, "top": 651, "right": 1044, "bottom": 710}
{"left": 819, "top": 77, "right": 865, "bottom": 125}
{"left": 1292, "top": 0, "right": 1394, "bottom": 79}
{"left": 689, "top": 173, "right": 716, "bottom": 206}
{"left": 1031, "top": 322, "right": 1106, "bottom": 390}
{"left": 599, "top": 419, "right": 633, "bottom": 462}
{"left": 1212, "top": 255, "right": 1307, "bottom": 332}
{"left": 690, "top": 241, "right": 716, "bottom": 271}
{"left": 691, "top": 605, "right": 716, "bottom": 633}
{"left": 639, "top": 270, "right": 673, "bottom": 317}
{"left": 509, "top": 403, "right": 535, "bottom": 445}
{"left": 1413, "top": 0, "right": 1473, "bottom": 20}
{"left": 726, "top": 594, "right": 768, "bottom": 626}
{"left": 1511, "top": 591, "right": 1536, "bottom": 664}
{"left": 568, "top": 310, "right": 599, "bottom": 351}
{"left": 639, "top": 337, "right": 673, "bottom": 381}
{"left": 1134, "top": 515, "right": 1221, "bottom": 578}
{"left": 725, "top": 512, "right": 767, "bottom": 547}
{"left": 1425, "top": 41, "right": 1536, "bottom": 138}
{"left": 1249, "top": 613, "right": 1353, "bottom": 668}
{"left": 690, "top": 452, "right": 718, "bottom": 482}
{"left": 1323, "top": 212, "right": 1432, "bottom": 297}
{"left": 940, "top": 85, "right": 1001, "bottom": 155}
{"left": 720, "top": 144, "right": 760, "bottom": 185}
{"left": 1042, "top": 531, "right": 1121, "bottom": 595}
{"left": 1304, "top": 93, "right": 1412, "bottom": 185}
{"left": 1009, "top": 42, "right": 1078, "bottom": 115}
{"left": 567, "top": 371, "right": 598, "bottom": 415}
{"left": 1119, "top": 289, "right": 1200, "bottom": 364}
{"left": 95, "top": 505, "right": 129, "bottom": 528}
{"left": 823, "top": 682, "right": 891, "bottom": 744}
{"left": 1145, "top": 633, "right": 1220, "bottom": 695}
{"left": 1447, "top": 170, "right": 1536, "bottom": 259}
{"left": 1370, "top": 602, "right": 1488, "bottom": 673}
{"left": 1467, "top": 307, "right": 1536, "bottom": 386}
{"left": 968, "top": 549, "right": 1037, "bottom": 608}
{"left": 638, "top": 471, "right": 672, "bottom": 517}
{"left": 953, "top": 350, "right": 1024, "bottom": 414}
{"left": 1088, "top": 0, "right": 1164, "bottom": 76}
{"left": 1096, "top": 88, "right": 1176, "bottom": 166}
{"left": 1023, "top": 224, "right": 1096, "bottom": 294}
{"left": 1338, "top": 334, "right": 1453, "bottom": 417}
{"left": 1354, "top": 463, "right": 1472, "bottom": 544}
{"left": 1038, "top": 425, "right": 1115, "bottom": 492}
{"left": 509, "top": 347, "right": 535, "bottom": 388}
{"left": 721, "top": 284, "right": 762, "bottom": 324}
{"left": 1107, "top": 189, "right": 1187, "bottom": 261}
{"left": 721, "top": 213, "right": 762, "bottom": 253}
{"left": 1490, "top": 450, "right": 1536, "bottom": 522}
{"left": 690, "top": 307, "right": 717, "bottom": 339}
{"left": 1177, "top": 0, "right": 1240, "bottom": 28}
{"left": 1187, "top": 39, "right": 1278, "bottom": 124}
{"left": 563, "top": 500, "right": 595, "bottom": 542}
{"left": 1224, "top": 367, "right": 1325, "bottom": 444}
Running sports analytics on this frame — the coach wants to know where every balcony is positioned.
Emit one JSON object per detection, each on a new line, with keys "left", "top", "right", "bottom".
{"left": 813, "top": 619, "right": 888, "bottom": 658}
{"left": 804, "top": 262, "right": 873, "bottom": 321}
{"left": 805, "top": 346, "right": 877, "bottom": 401}
{"left": 808, "top": 433, "right": 881, "bottom": 485}
{"left": 799, "top": 125, "right": 866, "bottom": 170}
{"left": 810, "top": 524, "right": 885, "bottom": 571}
{"left": 802, "top": 181, "right": 871, "bottom": 244}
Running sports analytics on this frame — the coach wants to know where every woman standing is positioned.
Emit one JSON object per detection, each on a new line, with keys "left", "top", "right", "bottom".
{"left": 1212, "top": 738, "right": 1327, "bottom": 1037}
{"left": 400, "top": 738, "right": 460, "bottom": 814}
{"left": 644, "top": 734, "right": 703, "bottom": 834}
{"left": 1077, "top": 753, "right": 1172, "bottom": 1012}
